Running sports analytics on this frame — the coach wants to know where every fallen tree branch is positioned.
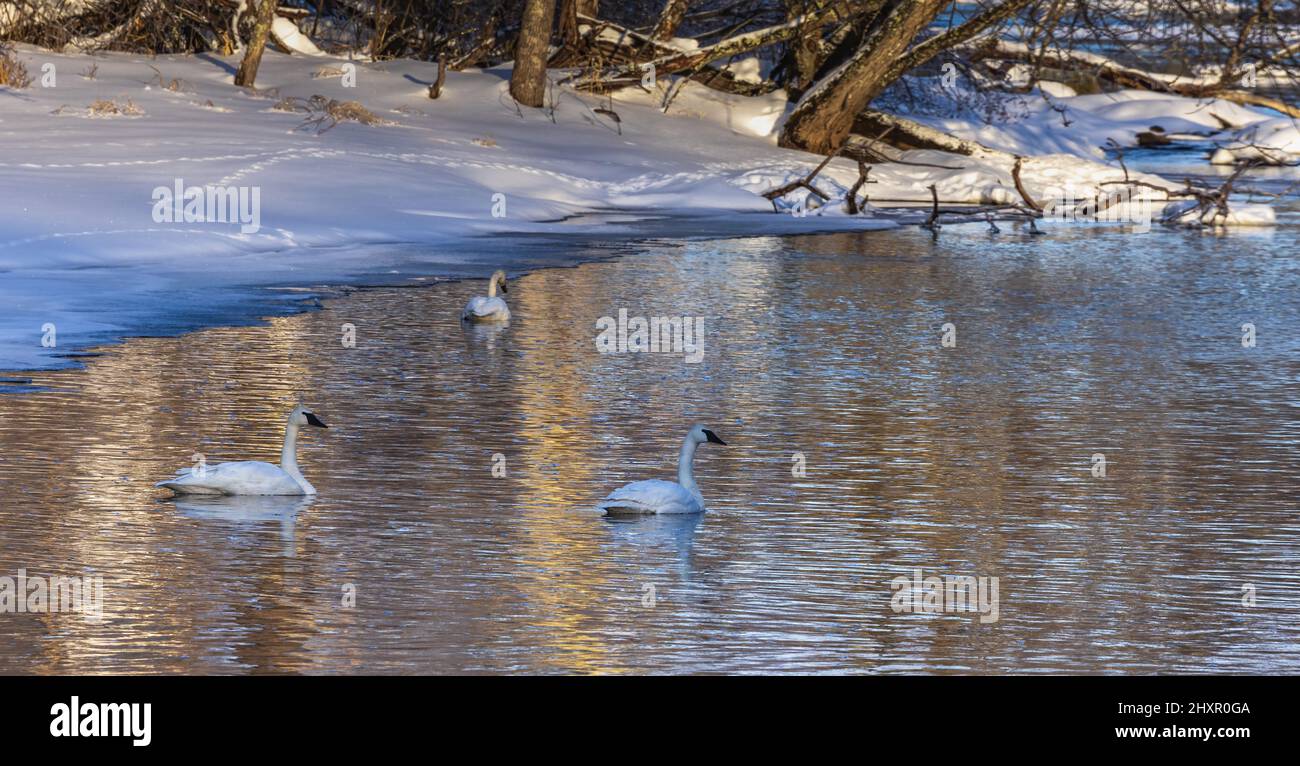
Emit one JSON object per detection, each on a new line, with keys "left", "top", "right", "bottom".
{"left": 969, "top": 39, "right": 1300, "bottom": 119}
{"left": 564, "top": 6, "right": 837, "bottom": 90}
{"left": 852, "top": 109, "right": 1011, "bottom": 161}
{"left": 763, "top": 153, "right": 834, "bottom": 211}
{"left": 556, "top": 14, "right": 776, "bottom": 95}
{"left": 839, "top": 135, "right": 967, "bottom": 169}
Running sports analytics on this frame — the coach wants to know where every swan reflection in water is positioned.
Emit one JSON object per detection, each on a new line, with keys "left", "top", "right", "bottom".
{"left": 170, "top": 495, "right": 315, "bottom": 558}
{"left": 602, "top": 512, "right": 704, "bottom": 578}
{"left": 460, "top": 317, "right": 510, "bottom": 354}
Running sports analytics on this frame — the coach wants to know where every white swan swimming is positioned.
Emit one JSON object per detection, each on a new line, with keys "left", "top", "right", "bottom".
{"left": 461, "top": 269, "right": 510, "bottom": 322}
{"left": 599, "top": 424, "right": 727, "bottom": 515}
{"left": 156, "top": 405, "right": 328, "bottom": 496}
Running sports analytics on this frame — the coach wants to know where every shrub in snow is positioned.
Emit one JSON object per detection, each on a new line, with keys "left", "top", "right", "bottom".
{"left": 0, "top": 43, "right": 31, "bottom": 89}
{"left": 273, "top": 94, "right": 392, "bottom": 133}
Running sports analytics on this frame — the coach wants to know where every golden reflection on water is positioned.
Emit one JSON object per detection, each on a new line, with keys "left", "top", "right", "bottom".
{"left": 1, "top": 225, "right": 1299, "bottom": 674}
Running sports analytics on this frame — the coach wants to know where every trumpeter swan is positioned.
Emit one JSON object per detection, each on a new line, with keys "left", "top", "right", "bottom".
{"left": 461, "top": 270, "right": 510, "bottom": 322}
{"left": 156, "top": 405, "right": 328, "bottom": 496}
{"left": 599, "top": 424, "right": 727, "bottom": 515}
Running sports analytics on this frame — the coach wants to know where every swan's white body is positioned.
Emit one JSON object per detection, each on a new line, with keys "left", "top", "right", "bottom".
{"left": 602, "top": 479, "right": 703, "bottom": 515}
{"left": 156, "top": 406, "right": 327, "bottom": 496}
{"left": 462, "top": 270, "right": 510, "bottom": 322}
{"left": 599, "top": 425, "right": 726, "bottom": 515}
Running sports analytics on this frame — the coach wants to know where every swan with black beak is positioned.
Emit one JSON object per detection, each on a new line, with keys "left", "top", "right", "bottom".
{"left": 156, "top": 405, "right": 328, "bottom": 496}
{"left": 599, "top": 425, "right": 727, "bottom": 515}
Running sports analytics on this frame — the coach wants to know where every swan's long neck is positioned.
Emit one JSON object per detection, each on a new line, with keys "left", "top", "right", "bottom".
{"left": 487, "top": 280, "right": 498, "bottom": 298}
{"left": 280, "top": 414, "right": 316, "bottom": 494}
{"left": 677, "top": 435, "right": 699, "bottom": 491}
{"left": 281, "top": 418, "right": 302, "bottom": 475}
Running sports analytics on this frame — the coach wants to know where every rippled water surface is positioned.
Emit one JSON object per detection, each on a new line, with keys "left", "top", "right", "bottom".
{"left": 2, "top": 220, "right": 1298, "bottom": 674}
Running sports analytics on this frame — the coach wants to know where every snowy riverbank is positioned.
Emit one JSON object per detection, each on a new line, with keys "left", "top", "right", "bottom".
{"left": 0, "top": 44, "right": 1287, "bottom": 370}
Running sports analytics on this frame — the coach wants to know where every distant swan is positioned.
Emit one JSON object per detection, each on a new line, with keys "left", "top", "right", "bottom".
{"left": 156, "top": 405, "right": 328, "bottom": 496}
{"left": 461, "top": 270, "right": 510, "bottom": 322}
{"left": 599, "top": 424, "right": 727, "bottom": 515}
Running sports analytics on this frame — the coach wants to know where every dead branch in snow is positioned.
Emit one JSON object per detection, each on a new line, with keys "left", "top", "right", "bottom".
{"left": 1012, "top": 156, "right": 1041, "bottom": 212}
{"left": 1082, "top": 159, "right": 1265, "bottom": 228}
{"left": 844, "top": 162, "right": 875, "bottom": 214}
{"left": 762, "top": 153, "right": 834, "bottom": 211}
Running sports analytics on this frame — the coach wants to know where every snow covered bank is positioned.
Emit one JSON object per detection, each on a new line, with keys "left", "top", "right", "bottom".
{"left": 1, "top": 45, "right": 902, "bottom": 370}
{"left": 0, "top": 45, "right": 1279, "bottom": 370}
{"left": 886, "top": 77, "right": 1275, "bottom": 162}
{"left": 1211, "top": 117, "right": 1300, "bottom": 165}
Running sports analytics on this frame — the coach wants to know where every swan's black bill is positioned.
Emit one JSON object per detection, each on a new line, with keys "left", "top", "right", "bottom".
{"left": 305, "top": 412, "right": 328, "bottom": 428}
{"left": 703, "top": 429, "right": 726, "bottom": 445}
{"left": 499, "top": 282, "right": 508, "bottom": 293}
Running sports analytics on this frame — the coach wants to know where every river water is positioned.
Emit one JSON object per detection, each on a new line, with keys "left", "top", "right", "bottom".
{"left": 1, "top": 211, "right": 1298, "bottom": 673}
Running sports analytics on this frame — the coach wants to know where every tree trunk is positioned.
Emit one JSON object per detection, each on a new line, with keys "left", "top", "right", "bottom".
{"left": 234, "top": 0, "right": 278, "bottom": 88}
{"left": 651, "top": 0, "right": 690, "bottom": 41}
{"left": 559, "top": 0, "right": 599, "bottom": 45}
{"left": 511, "top": 0, "right": 557, "bottom": 107}
{"left": 784, "top": 0, "right": 824, "bottom": 92}
{"left": 779, "top": 0, "right": 947, "bottom": 154}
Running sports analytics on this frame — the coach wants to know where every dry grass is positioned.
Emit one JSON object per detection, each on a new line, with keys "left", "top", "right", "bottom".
{"left": 327, "top": 99, "right": 386, "bottom": 125}
{"left": 274, "top": 94, "right": 393, "bottom": 133}
{"left": 0, "top": 44, "right": 32, "bottom": 89}
{"left": 87, "top": 98, "right": 145, "bottom": 117}
{"left": 242, "top": 86, "right": 281, "bottom": 101}
{"left": 312, "top": 65, "right": 350, "bottom": 79}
